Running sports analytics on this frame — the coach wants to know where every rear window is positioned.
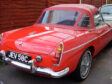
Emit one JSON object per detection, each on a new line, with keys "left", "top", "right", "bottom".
{"left": 39, "top": 10, "right": 81, "bottom": 26}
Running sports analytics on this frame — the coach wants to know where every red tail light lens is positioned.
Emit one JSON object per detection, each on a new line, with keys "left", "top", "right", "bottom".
{"left": 53, "top": 43, "right": 63, "bottom": 66}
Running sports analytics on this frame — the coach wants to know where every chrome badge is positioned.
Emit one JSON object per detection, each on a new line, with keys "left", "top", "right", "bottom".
{"left": 18, "top": 41, "right": 23, "bottom": 45}
{"left": 15, "top": 41, "right": 23, "bottom": 45}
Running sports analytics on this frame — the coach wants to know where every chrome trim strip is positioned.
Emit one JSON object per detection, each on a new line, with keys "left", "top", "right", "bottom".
{"left": 36, "top": 67, "right": 69, "bottom": 78}
{"left": 12, "top": 61, "right": 31, "bottom": 70}
{"left": 64, "top": 28, "right": 112, "bottom": 54}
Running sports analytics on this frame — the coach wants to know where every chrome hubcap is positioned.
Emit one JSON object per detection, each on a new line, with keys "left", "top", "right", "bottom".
{"left": 80, "top": 51, "right": 92, "bottom": 79}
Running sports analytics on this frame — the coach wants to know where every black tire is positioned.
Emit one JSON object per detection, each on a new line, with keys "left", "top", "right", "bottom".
{"left": 74, "top": 49, "right": 92, "bottom": 81}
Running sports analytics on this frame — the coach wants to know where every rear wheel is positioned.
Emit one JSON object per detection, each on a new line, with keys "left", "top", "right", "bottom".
{"left": 74, "top": 50, "right": 92, "bottom": 81}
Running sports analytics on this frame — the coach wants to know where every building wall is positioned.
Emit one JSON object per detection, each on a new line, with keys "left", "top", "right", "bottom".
{"left": 92, "top": 0, "right": 106, "bottom": 7}
{"left": 108, "top": 0, "right": 112, "bottom": 3}
{"left": 0, "top": 0, "right": 107, "bottom": 33}
{"left": 48, "top": 0, "right": 106, "bottom": 7}
{"left": 48, "top": 0, "right": 79, "bottom": 6}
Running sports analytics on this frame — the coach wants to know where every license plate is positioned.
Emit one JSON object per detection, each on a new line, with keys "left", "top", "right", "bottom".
{"left": 6, "top": 50, "right": 31, "bottom": 64}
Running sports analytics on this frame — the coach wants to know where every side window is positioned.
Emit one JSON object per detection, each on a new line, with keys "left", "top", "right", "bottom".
{"left": 94, "top": 13, "right": 104, "bottom": 27}
{"left": 78, "top": 14, "right": 91, "bottom": 27}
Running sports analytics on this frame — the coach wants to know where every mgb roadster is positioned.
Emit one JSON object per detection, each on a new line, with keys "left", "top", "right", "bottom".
{"left": 0, "top": 4, "right": 112, "bottom": 81}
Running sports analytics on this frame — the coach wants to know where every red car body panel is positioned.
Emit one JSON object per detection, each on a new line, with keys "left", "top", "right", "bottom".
{"left": 0, "top": 4, "right": 112, "bottom": 77}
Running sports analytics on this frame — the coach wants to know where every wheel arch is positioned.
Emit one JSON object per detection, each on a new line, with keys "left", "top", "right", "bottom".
{"left": 72, "top": 45, "right": 95, "bottom": 72}
{"left": 73, "top": 46, "right": 94, "bottom": 81}
{"left": 87, "top": 46, "right": 95, "bottom": 57}
{"left": 67, "top": 45, "right": 95, "bottom": 74}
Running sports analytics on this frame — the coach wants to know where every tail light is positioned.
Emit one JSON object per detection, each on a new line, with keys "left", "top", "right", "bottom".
{"left": 53, "top": 42, "right": 64, "bottom": 66}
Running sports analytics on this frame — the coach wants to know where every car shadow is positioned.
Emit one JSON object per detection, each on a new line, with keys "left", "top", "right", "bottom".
{"left": 11, "top": 68, "right": 81, "bottom": 84}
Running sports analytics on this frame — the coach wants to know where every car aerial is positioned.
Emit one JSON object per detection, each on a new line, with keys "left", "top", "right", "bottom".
{"left": 100, "top": 4, "right": 112, "bottom": 25}
{"left": 0, "top": 4, "right": 112, "bottom": 81}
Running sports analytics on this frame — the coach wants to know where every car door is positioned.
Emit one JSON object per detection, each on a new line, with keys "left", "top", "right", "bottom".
{"left": 94, "top": 13, "right": 112, "bottom": 49}
{"left": 77, "top": 13, "right": 102, "bottom": 54}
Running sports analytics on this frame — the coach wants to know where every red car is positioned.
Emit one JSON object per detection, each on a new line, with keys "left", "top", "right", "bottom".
{"left": 0, "top": 4, "right": 112, "bottom": 81}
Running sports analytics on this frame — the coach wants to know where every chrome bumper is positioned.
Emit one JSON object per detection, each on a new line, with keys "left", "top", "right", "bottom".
{"left": 0, "top": 50, "right": 69, "bottom": 78}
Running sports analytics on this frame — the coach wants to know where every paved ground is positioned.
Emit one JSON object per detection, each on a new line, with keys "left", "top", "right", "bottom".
{"left": 0, "top": 42, "right": 112, "bottom": 84}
